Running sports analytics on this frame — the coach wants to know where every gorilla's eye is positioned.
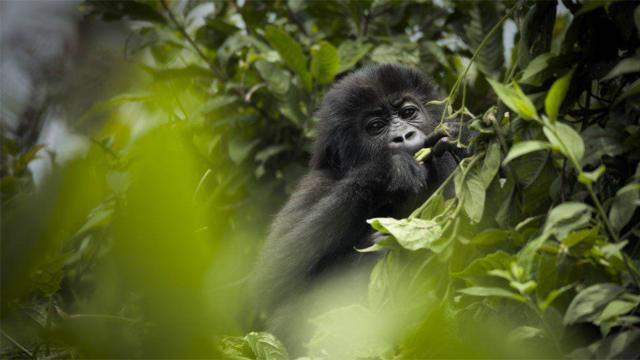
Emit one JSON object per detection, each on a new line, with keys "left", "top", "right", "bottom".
{"left": 399, "top": 107, "right": 417, "bottom": 119}
{"left": 366, "top": 119, "right": 386, "bottom": 134}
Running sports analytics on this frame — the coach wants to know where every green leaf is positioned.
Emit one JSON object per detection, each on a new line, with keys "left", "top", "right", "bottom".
{"left": 469, "top": 229, "right": 510, "bottom": 246}
{"left": 254, "top": 61, "right": 291, "bottom": 95}
{"left": 519, "top": 202, "right": 592, "bottom": 273}
{"left": 544, "top": 202, "right": 592, "bottom": 240}
{"left": 543, "top": 122, "right": 585, "bottom": 164}
{"left": 414, "top": 147, "right": 432, "bottom": 161}
{"left": 255, "top": 145, "right": 290, "bottom": 163}
{"left": 503, "top": 141, "right": 552, "bottom": 165}
{"left": 510, "top": 280, "right": 537, "bottom": 295}
{"left": 453, "top": 251, "right": 514, "bottom": 286}
{"left": 311, "top": 41, "right": 340, "bottom": 85}
{"left": 464, "top": 2, "right": 504, "bottom": 76}
{"left": 574, "top": 0, "right": 610, "bottom": 16}
{"left": 264, "top": 25, "right": 312, "bottom": 90}
{"left": 508, "top": 326, "right": 544, "bottom": 343}
{"left": 578, "top": 165, "right": 605, "bottom": 186}
{"left": 457, "top": 146, "right": 501, "bottom": 223}
{"left": 520, "top": 52, "right": 554, "bottom": 86}
{"left": 601, "top": 56, "right": 640, "bottom": 80}
{"left": 614, "top": 79, "right": 640, "bottom": 105}
{"left": 455, "top": 160, "right": 484, "bottom": 223}
{"left": 366, "top": 217, "right": 443, "bottom": 252}
{"left": 560, "top": 228, "right": 599, "bottom": 249}
{"left": 598, "top": 297, "right": 640, "bottom": 322}
{"left": 370, "top": 44, "right": 419, "bottom": 65}
{"left": 540, "top": 284, "right": 575, "bottom": 311}
{"left": 487, "top": 79, "right": 539, "bottom": 121}
{"left": 337, "top": 41, "right": 372, "bottom": 73}
{"left": 609, "top": 183, "right": 640, "bottom": 233}
{"left": 219, "top": 332, "right": 288, "bottom": 360}
{"left": 545, "top": 69, "right": 574, "bottom": 124}
{"left": 458, "top": 286, "right": 526, "bottom": 302}
{"left": 568, "top": 329, "right": 640, "bottom": 360}
{"left": 228, "top": 138, "right": 260, "bottom": 164}
{"left": 356, "top": 235, "right": 398, "bottom": 253}
{"left": 564, "top": 283, "right": 624, "bottom": 325}
{"left": 480, "top": 143, "right": 502, "bottom": 185}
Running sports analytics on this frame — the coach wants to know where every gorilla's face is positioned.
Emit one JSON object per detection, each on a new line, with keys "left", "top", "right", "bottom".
{"left": 312, "top": 64, "right": 442, "bottom": 175}
{"left": 361, "top": 96, "right": 428, "bottom": 156}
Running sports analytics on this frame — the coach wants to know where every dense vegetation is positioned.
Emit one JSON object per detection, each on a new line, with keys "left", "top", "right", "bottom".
{"left": 2, "top": 0, "right": 640, "bottom": 358}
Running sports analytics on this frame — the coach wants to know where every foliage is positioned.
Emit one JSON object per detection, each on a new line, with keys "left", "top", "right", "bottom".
{"left": 1, "top": 0, "right": 640, "bottom": 359}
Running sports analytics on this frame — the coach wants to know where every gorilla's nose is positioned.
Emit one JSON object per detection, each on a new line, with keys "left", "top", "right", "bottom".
{"left": 389, "top": 129, "right": 425, "bottom": 153}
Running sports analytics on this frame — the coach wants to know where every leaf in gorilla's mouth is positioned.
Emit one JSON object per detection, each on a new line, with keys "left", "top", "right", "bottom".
{"left": 414, "top": 147, "right": 432, "bottom": 161}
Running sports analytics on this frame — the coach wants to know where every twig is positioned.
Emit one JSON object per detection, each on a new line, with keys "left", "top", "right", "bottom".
{"left": 160, "top": 0, "right": 225, "bottom": 79}
{"left": 1, "top": 328, "right": 33, "bottom": 358}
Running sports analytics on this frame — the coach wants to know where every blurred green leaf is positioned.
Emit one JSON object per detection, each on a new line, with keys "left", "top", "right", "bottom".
{"left": 367, "top": 217, "right": 443, "bottom": 252}
{"left": 228, "top": 138, "right": 260, "bottom": 164}
{"left": 609, "top": 182, "right": 640, "bottom": 233}
{"left": 453, "top": 251, "right": 514, "bottom": 286}
{"left": 264, "top": 25, "right": 312, "bottom": 91}
{"left": 311, "top": 41, "right": 340, "bottom": 85}
{"left": 337, "top": 41, "right": 372, "bottom": 73}
{"left": 219, "top": 332, "right": 288, "bottom": 360}
{"left": 255, "top": 61, "right": 291, "bottom": 95}
{"left": 564, "top": 283, "right": 624, "bottom": 325}
{"left": 458, "top": 286, "right": 526, "bottom": 302}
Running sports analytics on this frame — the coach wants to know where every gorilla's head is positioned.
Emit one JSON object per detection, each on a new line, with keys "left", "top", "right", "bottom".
{"left": 312, "top": 64, "right": 443, "bottom": 176}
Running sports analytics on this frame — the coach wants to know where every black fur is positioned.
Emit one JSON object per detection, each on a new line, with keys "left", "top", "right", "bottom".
{"left": 251, "top": 64, "right": 461, "bottom": 352}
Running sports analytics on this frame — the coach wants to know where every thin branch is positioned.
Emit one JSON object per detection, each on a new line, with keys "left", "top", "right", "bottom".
{"left": 1, "top": 328, "right": 33, "bottom": 358}
{"left": 160, "top": 0, "right": 225, "bottom": 79}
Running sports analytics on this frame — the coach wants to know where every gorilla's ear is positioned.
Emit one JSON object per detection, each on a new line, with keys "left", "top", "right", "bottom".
{"left": 310, "top": 128, "right": 355, "bottom": 176}
{"left": 311, "top": 131, "right": 341, "bottom": 173}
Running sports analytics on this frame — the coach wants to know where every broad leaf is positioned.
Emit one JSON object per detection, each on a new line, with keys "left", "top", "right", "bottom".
{"left": 458, "top": 286, "right": 526, "bottom": 302}
{"left": 367, "top": 217, "right": 443, "bottom": 252}
{"left": 311, "top": 41, "right": 340, "bottom": 85}
{"left": 338, "top": 41, "right": 372, "bottom": 73}
{"left": 609, "top": 182, "right": 640, "bottom": 233}
{"left": 545, "top": 69, "right": 574, "bottom": 123}
{"left": 219, "top": 332, "right": 288, "bottom": 360}
{"left": 602, "top": 57, "right": 640, "bottom": 80}
{"left": 544, "top": 202, "right": 592, "bottom": 240}
{"left": 264, "top": 25, "right": 312, "bottom": 90}
{"left": 564, "top": 283, "right": 624, "bottom": 325}
{"left": 469, "top": 229, "right": 510, "bottom": 246}
{"left": 508, "top": 326, "right": 544, "bottom": 343}
{"left": 543, "top": 122, "right": 585, "bottom": 164}
{"left": 453, "top": 251, "right": 514, "bottom": 286}
{"left": 487, "top": 79, "right": 539, "bottom": 121}
{"left": 503, "top": 141, "right": 551, "bottom": 165}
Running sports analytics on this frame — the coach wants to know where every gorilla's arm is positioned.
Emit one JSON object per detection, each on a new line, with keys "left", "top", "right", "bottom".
{"left": 253, "top": 156, "right": 425, "bottom": 310}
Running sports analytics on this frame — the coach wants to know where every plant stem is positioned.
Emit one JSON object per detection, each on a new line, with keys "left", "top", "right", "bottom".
{"left": 526, "top": 301, "right": 563, "bottom": 356}
{"left": 160, "top": 0, "right": 225, "bottom": 79}
{"left": 447, "top": 4, "right": 518, "bottom": 106}
{"left": 0, "top": 328, "right": 33, "bottom": 358}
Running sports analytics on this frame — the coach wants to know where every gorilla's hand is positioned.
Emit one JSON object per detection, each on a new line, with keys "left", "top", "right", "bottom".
{"left": 388, "top": 151, "right": 428, "bottom": 194}
{"left": 423, "top": 122, "right": 470, "bottom": 161}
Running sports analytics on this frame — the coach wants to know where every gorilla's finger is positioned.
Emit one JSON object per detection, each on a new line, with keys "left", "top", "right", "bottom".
{"left": 434, "top": 137, "right": 461, "bottom": 158}
{"left": 422, "top": 129, "right": 448, "bottom": 148}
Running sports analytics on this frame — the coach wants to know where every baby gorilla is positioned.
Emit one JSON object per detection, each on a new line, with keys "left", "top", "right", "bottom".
{"left": 252, "top": 64, "right": 462, "bottom": 352}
